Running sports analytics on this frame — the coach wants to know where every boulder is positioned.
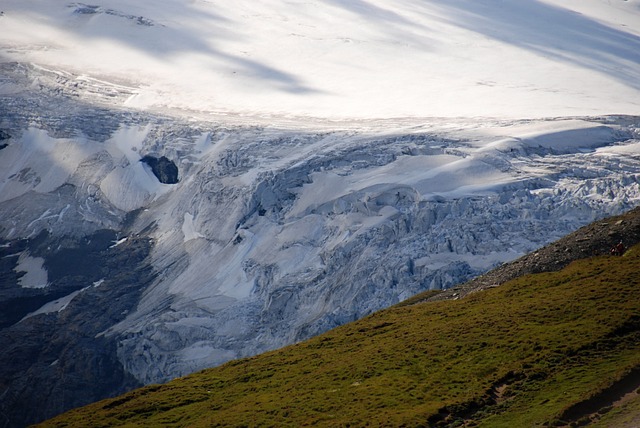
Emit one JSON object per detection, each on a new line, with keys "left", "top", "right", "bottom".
{"left": 140, "top": 155, "right": 179, "bottom": 184}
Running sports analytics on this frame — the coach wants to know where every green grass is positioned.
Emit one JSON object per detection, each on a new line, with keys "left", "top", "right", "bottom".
{"left": 39, "top": 244, "right": 640, "bottom": 427}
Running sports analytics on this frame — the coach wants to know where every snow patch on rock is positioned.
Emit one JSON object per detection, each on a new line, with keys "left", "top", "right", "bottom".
{"left": 15, "top": 252, "right": 49, "bottom": 289}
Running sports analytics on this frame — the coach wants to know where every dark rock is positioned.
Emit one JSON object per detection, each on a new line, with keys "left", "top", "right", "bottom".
{"left": 0, "top": 129, "right": 9, "bottom": 150}
{"left": 140, "top": 155, "right": 179, "bottom": 184}
{"left": 0, "top": 229, "right": 123, "bottom": 328}
{"left": 0, "top": 232, "right": 155, "bottom": 427}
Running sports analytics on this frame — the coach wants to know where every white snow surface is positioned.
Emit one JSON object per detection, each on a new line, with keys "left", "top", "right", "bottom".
{"left": 15, "top": 252, "right": 49, "bottom": 289}
{"left": 21, "top": 279, "right": 106, "bottom": 322}
{"left": 0, "top": 0, "right": 639, "bottom": 119}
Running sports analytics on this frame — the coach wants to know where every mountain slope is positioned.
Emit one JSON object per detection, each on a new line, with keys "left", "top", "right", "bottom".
{"left": 0, "top": 68, "right": 639, "bottom": 426}
{"left": 1, "top": 1, "right": 640, "bottom": 426}
{"left": 39, "top": 214, "right": 640, "bottom": 427}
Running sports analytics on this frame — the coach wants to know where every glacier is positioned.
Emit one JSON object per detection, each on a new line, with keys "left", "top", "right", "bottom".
{"left": 110, "top": 116, "right": 640, "bottom": 383}
{"left": 1, "top": 67, "right": 640, "bottom": 427}
{"left": 2, "top": 64, "right": 640, "bottom": 392}
{"left": 1, "top": 0, "right": 640, "bottom": 426}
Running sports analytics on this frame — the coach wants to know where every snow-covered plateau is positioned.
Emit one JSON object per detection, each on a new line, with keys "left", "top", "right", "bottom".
{"left": 1, "top": 0, "right": 639, "bottom": 426}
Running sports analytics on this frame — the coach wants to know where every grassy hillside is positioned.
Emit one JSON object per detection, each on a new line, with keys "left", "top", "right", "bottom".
{"left": 39, "top": 245, "right": 640, "bottom": 427}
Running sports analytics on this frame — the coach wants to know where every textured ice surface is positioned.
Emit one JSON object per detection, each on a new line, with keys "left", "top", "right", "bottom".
{"left": 97, "top": 115, "right": 639, "bottom": 383}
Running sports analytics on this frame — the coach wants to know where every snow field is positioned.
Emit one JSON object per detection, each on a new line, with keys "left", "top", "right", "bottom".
{"left": 1, "top": 0, "right": 639, "bottom": 119}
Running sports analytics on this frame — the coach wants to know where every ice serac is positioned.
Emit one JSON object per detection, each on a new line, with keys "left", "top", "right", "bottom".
{"left": 107, "top": 116, "right": 640, "bottom": 385}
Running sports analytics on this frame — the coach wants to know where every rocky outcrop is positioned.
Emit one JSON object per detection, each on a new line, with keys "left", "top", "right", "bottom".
{"left": 0, "top": 232, "right": 155, "bottom": 428}
{"left": 140, "top": 155, "right": 179, "bottom": 184}
{"left": 0, "top": 129, "right": 9, "bottom": 150}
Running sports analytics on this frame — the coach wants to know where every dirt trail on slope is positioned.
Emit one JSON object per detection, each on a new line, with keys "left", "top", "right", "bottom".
{"left": 555, "top": 366, "right": 640, "bottom": 427}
